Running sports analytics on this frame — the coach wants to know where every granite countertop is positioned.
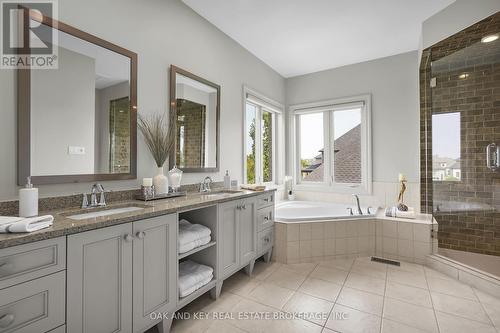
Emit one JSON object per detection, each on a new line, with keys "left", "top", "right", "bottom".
{"left": 0, "top": 189, "right": 276, "bottom": 249}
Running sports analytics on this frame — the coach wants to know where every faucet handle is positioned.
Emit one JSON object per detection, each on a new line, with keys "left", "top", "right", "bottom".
{"left": 81, "top": 193, "right": 89, "bottom": 209}
{"left": 347, "top": 207, "right": 353, "bottom": 216}
{"left": 367, "top": 206, "right": 373, "bottom": 214}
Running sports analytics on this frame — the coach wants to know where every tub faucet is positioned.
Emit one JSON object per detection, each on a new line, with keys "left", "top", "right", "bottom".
{"left": 352, "top": 194, "right": 363, "bottom": 215}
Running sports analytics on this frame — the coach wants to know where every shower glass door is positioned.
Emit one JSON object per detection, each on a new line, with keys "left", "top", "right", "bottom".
{"left": 428, "top": 19, "right": 500, "bottom": 276}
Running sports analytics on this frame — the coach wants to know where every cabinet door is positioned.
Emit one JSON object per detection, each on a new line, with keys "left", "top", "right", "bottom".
{"left": 133, "top": 214, "right": 177, "bottom": 333}
{"left": 239, "top": 198, "right": 257, "bottom": 265}
{"left": 67, "top": 223, "right": 133, "bottom": 333}
{"left": 218, "top": 200, "right": 240, "bottom": 278}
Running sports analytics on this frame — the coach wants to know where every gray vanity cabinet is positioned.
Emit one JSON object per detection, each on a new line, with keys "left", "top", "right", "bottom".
{"left": 67, "top": 223, "right": 133, "bottom": 333}
{"left": 219, "top": 200, "right": 241, "bottom": 278}
{"left": 239, "top": 198, "right": 257, "bottom": 266}
{"left": 218, "top": 198, "right": 257, "bottom": 279}
{"left": 132, "top": 215, "right": 177, "bottom": 333}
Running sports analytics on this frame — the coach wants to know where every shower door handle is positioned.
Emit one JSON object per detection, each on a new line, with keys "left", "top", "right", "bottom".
{"left": 486, "top": 143, "right": 500, "bottom": 171}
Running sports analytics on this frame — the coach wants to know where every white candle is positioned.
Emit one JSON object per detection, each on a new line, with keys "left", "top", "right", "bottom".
{"left": 142, "top": 178, "right": 153, "bottom": 187}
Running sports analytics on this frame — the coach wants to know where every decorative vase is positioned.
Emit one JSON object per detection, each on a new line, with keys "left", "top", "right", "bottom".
{"left": 168, "top": 165, "right": 183, "bottom": 193}
{"left": 153, "top": 166, "right": 169, "bottom": 195}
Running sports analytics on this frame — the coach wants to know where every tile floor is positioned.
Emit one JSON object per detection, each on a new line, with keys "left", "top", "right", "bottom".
{"left": 162, "top": 257, "right": 500, "bottom": 333}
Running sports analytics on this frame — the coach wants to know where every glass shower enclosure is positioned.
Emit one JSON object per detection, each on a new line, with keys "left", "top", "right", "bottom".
{"left": 421, "top": 12, "right": 500, "bottom": 277}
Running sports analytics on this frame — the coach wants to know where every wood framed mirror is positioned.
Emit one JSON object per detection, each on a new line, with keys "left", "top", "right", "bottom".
{"left": 169, "top": 66, "right": 220, "bottom": 173}
{"left": 17, "top": 10, "right": 137, "bottom": 185}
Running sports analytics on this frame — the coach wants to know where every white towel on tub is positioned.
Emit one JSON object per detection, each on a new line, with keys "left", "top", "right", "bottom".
{"left": 0, "top": 215, "right": 54, "bottom": 233}
{"left": 178, "top": 219, "right": 211, "bottom": 253}
{"left": 179, "top": 260, "right": 214, "bottom": 297}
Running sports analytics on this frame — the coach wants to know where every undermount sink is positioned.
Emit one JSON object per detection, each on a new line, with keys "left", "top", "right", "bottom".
{"left": 66, "top": 205, "right": 146, "bottom": 220}
{"left": 203, "top": 189, "right": 243, "bottom": 196}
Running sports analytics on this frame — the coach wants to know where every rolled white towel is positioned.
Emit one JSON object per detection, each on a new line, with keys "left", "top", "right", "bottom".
{"left": 385, "top": 207, "right": 416, "bottom": 219}
{"left": 178, "top": 260, "right": 213, "bottom": 297}
{"left": 0, "top": 215, "right": 54, "bottom": 233}
{"left": 178, "top": 235, "right": 211, "bottom": 254}
{"left": 178, "top": 219, "right": 211, "bottom": 247}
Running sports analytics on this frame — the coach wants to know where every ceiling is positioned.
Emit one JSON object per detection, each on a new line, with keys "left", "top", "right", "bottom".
{"left": 182, "top": 0, "right": 455, "bottom": 78}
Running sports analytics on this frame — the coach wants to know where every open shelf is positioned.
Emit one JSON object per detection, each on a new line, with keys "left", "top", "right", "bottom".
{"left": 178, "top": 241, "right": 216, "bottom": 260}
{"left": 177, "top": 278, "right": 217, "bottom": 309}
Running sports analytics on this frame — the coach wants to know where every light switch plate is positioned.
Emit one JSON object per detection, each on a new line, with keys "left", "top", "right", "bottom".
{"left": 68, "top": 146, "right": 85, "bottom": 155}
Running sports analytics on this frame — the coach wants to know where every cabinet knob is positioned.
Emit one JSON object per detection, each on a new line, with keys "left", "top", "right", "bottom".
{"left": 264, "top": 216, "right": 269, "bottom": 221}
{"left": 0, "top": 314, "right": 15, "bottom": 328}
{"left": 264, "top": 198, "right": 269, "bottom": 202}
{"left": 136, "top": 231, "right": 146, "bottom": 239}
{"left": 124, "top": 234, "right": 134, "bottom": 242}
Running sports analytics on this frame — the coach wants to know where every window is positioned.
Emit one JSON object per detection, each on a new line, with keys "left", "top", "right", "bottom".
{"left": 244, "top": 87, "right": 283, "bottom": 185}
{"left": 292, "top": 95, "right": 371, "bottom": 193}
{"left": 432, "top": 112, "right": 461, "bottom": 181}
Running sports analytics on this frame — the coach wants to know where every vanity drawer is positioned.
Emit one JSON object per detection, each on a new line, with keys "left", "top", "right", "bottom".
{"left": 257, "top": 228, "right": 274, "bottom": 254}
{"left": 0, "top": 237, "right": 66, "bottom": 290}
{"left": 0, "top": 271, "right": 65, "bottom": 333}
{"left": 257, "top": 206, "right": 274, "bottom": 231}
{"left": 257, "top": 193, "right": 274, "bottom": 209}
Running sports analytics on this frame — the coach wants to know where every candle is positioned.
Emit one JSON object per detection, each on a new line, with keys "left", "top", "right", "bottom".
{"left": 142, "top": 178, "right": 153, "bottom": 187}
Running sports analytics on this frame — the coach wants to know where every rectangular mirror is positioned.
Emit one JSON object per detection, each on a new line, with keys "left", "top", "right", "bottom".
{"left": 18, "top": 12, "right": 137, "bottom": 185}
{"left": 170, "top": 66, "right": 220, "bottom": 172}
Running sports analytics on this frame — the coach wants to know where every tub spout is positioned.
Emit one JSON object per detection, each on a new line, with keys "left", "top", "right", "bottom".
{"left": 353, "top": 194, "right": 363, "bottom": 215}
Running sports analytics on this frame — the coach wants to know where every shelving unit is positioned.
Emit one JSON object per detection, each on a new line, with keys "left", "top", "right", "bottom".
{"left": 176, "top": 205, "right": 218, "bottom": 310}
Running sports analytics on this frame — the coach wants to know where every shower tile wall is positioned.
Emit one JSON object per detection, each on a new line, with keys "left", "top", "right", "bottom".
{"left": 420, "top": 12, "right": 500, "bottom": 256}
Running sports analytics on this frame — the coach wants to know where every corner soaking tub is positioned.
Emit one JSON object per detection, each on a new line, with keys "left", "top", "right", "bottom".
{"left": 275, "top": 200, "right": 375, "bottom": 223}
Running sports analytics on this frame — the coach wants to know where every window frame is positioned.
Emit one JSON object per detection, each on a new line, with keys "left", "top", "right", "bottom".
{"left": 243, "top": 86, "right": 284, "bottom": 185}
{"left": 290, "top": 94, "right": 372, "bottom": 194}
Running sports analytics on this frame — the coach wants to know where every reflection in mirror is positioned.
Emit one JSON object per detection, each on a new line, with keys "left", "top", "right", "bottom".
{"left": 25, "top": 23, "right": 135, "bottom": 179}
{"left": 170, "top": 67, "right": 220, "bottom": 172}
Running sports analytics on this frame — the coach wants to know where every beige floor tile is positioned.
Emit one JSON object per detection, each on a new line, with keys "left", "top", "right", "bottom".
{"left": 265, "top": 266, "right": 308, "bottom": 290}
{"left": 227, "top": 298, "right": 278, "bottom": 332}
{"left": 345, "top": 272, "right": 386, "bottom": 296}
{"left": 383, "top": 298, "right": 438, "bottom": 333}
{"left": 351, "top": 260, "right": 387, "bottom": 279}
{"left": 427, "top": 277, "right": 477, "bottom": 301}
{"left": 282, "top": 291, "right": 334, "bottom": 325}
{"left": 431, "top": 292, "right": 491, "bottom": 324}
{"left": 481, "top": 301, "right": 500, "bottom": 328}
{"left": 202, "top": 292, "right": 244, "bottom": 314}
{"left": 205, "top": 320, "right": 248, "bottom": 333}
{"left": 326, "top": 304, "right": 381, "bottom": 333}
{"left": 385, "top": 281, "right": 432, "bottom": 308}
{"left": 248, "top": 282, "right": 295, "bottom": 309}
{"left": 223, "top": 272, "right": 261, "bottom": 297}
{"left": 435, "top": 311, "right": 497, "bottom": 333}
{"left": 310, "top": 265, "right": 349, "bottom": 284}
{"left": 252, "top": 260, "right": 282, "bottom": 280}
{"left": 388, "top": 261, "right": 424, "bottom": 274}
{"left": 381, "top": 318, "right": 429, "bottom": 333}
{"left": 171, "top": 315, "right": 213, "bottom": 333}
{"left": 387, "top": 269, "right": 427, "bottom": 289}
{"left": 424, "top": 267, "right": 455, "bottom": 281}
{"left": 299, "top": 277, "right": 342, "bottom": 302}
{"left": 337, "top": 286, "right": 384, "bottom": 315}
{"left": 266, "top": 317, "right": 323, "bottom": 333}
{"left": 474, "top": 288, "right": 500, "bottom": 308}
{"left": 318, "top": 257, "right": 354, "bottom": 271}
{"left": 282, "top": 262, "right": 318, "bottom": 275}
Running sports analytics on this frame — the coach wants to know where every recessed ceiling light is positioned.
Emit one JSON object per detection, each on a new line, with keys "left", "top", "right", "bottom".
{"left": 458, "top": 73, "right": 469, "bottom": 79}
{"left": 481, "top": 34, "right": 499, "bottom": 43}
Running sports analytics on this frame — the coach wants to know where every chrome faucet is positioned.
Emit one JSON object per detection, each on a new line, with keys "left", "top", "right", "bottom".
{"left": 87, "top": 183, "right": 106, "bottom": 208}
{"left": 199, "top": 176, "right": 213, "bottom": 193}
{"left": 352, "top": 194, "right": 363, "bottom": 215}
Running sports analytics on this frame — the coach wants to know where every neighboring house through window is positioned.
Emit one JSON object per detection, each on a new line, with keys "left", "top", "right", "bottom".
{"left": 291, "top": 95, "right": 372, "bottom": 193}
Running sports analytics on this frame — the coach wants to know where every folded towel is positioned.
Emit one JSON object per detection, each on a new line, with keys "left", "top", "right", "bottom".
{"left": 178, "top": 219, "right": 211, "bottom": 250}
{"left": 240, "top": 184, "right": 266, "bottom": 191}
{"left": 0, "top": 215, "right": 54, "bottom": 233}
{"left": 179, "top": 235, "right": 211, "bottom": 254}
{"left": 385, "top": 207, "right": 416, "bottom": 219}
{"left": 179, "top": 260, "right": 214, "bottom": 297}
{"left": 179, "top": 274, "right": 213, "bottom": 298}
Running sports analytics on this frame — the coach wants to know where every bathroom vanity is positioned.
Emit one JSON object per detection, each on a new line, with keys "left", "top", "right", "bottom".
{"left": 0, "top": 189, "right": 275, "bottom": 333}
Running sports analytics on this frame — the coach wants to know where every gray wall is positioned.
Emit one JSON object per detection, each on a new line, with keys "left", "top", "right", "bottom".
{"left": 0, "top": 0, "right": 285, "bottom": 200}
{"left": 31, "top": 47, "right": 96, "bottom": 176}
{"left": 286, "top": 51, "right": 420, "bottom": 183}
{"left": 421, "top": 0, "right": 500, "bottom": 49}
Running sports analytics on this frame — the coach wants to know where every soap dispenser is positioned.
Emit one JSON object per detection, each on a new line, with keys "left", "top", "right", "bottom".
{"left": 19, "top": 177, "right": 38, "bottom": 217}
{"left": 224, "top": 170, "right": 231, "bottom": 189}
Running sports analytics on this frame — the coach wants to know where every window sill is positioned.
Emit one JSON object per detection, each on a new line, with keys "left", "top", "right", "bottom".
{"left": 294, "top": 184, "right": 372, "bottom": 195}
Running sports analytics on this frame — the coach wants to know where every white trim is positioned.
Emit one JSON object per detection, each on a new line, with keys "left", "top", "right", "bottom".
{"left": 290, "top": 94, "right": 372, "bottom": 195}
{"left": 242, "top": 85, "right": 284, "bottom": 185}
